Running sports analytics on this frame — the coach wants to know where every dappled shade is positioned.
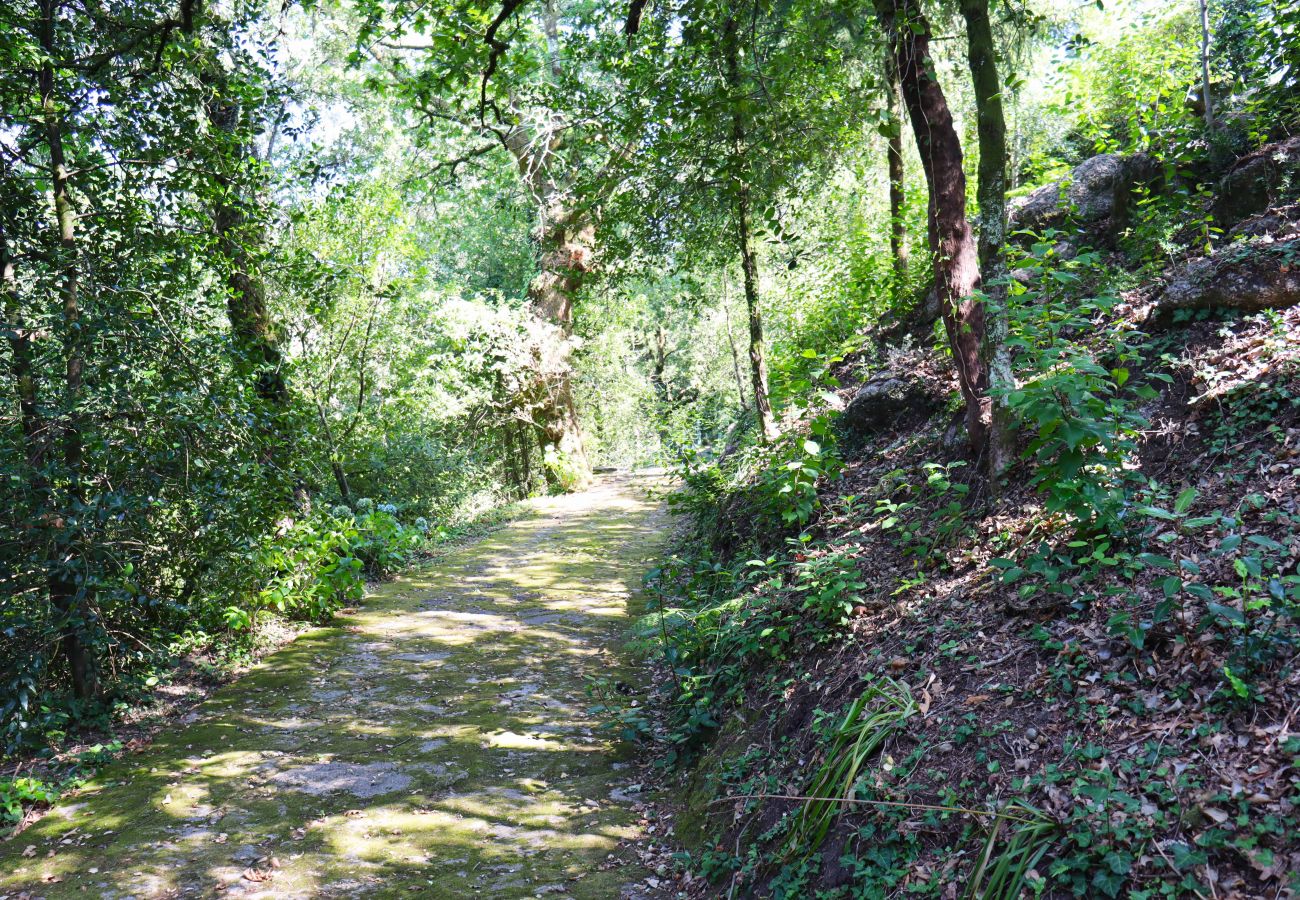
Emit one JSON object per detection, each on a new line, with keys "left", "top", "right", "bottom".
{"left": 0, "top": 478, "right": 667, "bottom": 898}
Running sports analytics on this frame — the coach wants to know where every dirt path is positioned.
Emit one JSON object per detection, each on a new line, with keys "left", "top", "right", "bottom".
{"left": 1, "top": 476, "right": 671, "bottom": 899}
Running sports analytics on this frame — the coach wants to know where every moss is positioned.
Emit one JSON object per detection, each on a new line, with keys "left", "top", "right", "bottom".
{"left": 0, "top": 477, "right": 668, "bottom": 899}
{"left": 673, "top": 709, "right": 759, "bottom": 851}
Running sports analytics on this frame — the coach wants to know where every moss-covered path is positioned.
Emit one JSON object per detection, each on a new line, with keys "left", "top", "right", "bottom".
{"left": 2, "top": 476, "right": 670, "bottom": 899}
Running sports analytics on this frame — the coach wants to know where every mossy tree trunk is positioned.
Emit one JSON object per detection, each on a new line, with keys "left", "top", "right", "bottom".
{"left": 960, "top": 0, "right": 1016, "bottom": 480}
{"left": 874, "top": 0, "right": 990, "bottom": 460}
{"left": 39, "top": 0, "right": 96, "bottom": 700}
{"left": 724, "top": 13, "right": 778, "bottom": 444}
{"left": 886, "top": 58, "right": 909, "bottom": 281}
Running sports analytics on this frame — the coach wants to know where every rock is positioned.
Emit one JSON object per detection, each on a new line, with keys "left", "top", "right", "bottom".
{"left": 1212, "top": 136, "right": 1300, "bottom": 229}
{"left": 1147, "top": 212, "right": 1300, "bottom": 325}
{"left": 1009, "top": 153, "right": 1158, "bottom": 244}
{"left": 841, "top": 364, "right": 941, "bottom": 436}
{"left": 1227, "top": 202, "right": 1300, "bottom": 240}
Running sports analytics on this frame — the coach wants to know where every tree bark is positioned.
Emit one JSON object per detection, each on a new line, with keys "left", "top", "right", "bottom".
{"left": 736, "top": 192, "right": 779, "bottom": 443}
{"left": 724, "top": 13, "right": 779, "bottom": 444}
{"left": 39, "top": 0, "right": 96, "bottom": 701}
{"left": 885, "top": 60, "right": 908, "bottom": 281}
{"left": 526, "top": 211, "right": 593, "bottom": 490}
{"left": 182, "top": 0, "right": 302, "bottom": 505}
{"left": 874, "top": 0, "right": 989, "bottom": 460}
{"left": 959, "top": 0, "right": 1016, "bottom": 479}
{"left": 0, "top": 177, "right": 43, "bottom": 476}
{"left": 500, "top": 116, "right": 593, "bottom": 491}
{"left": 207, "top": 92, "right": 296, "bottom": 477}
{"left": 1198, "top": 0, "right": 1214, "bottom": 130}
{"left": 314, "top": 402, "right": 353, "bottom": 506}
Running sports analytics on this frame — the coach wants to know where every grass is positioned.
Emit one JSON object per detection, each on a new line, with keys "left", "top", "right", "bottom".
{"left": 784, "top": 676, "right": 917, "bottom": 857}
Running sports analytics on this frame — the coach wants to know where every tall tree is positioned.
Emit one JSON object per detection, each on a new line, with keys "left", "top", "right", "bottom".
{"left": 182, "top": 0, "right": 303, "bottom": 504}
{"left": 1197, "top": 0, "right": 1215, "bottom": 130}
{"left": 873, "top": 0, "right": 992, "bottom": 461}
{"left": 357, "top": 0, "right": 619, "bottom": 490}
{"left": 885, "top": 58, "right": 909, "bottom": 281}
{"left": 723, "top": 11, "right": 779, "bottom": 443}
{"left": 38, "top": 0, "right": 96, "bottom": 700}
{"left": 959, "top": 0, "right": 1016, "bottom": 478}
{"left": 605, "top": 0, "right": 864, "bottom": 446}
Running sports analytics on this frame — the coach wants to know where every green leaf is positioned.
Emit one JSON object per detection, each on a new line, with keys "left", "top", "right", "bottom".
{"left": 1206, "top": 602, "right": 1245, "bottom": 626}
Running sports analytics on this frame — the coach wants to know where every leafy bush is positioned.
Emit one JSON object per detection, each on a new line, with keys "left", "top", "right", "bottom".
{"left": 225, "top": 506, "right": 424, "bottom": 631}
{"left": 757, "top": 428, "right": 843, "bottom": 528}
{"left": 1002, "top": 240, "right": 1155, "bottom": 532}
{"left": 790, "top": 540, "right": 866, "bottom": 629}
{"left": 1, "top": 776, "right": 60, "bottom": 831}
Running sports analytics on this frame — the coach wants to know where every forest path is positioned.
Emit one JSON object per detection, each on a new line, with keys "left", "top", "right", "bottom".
{"left": 1, "top": 476, "right": 671, "bottom": 899}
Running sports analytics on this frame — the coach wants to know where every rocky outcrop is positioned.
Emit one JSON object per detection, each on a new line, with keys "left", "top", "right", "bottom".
{"left": 840, "top": 351, "right": 946, "bottom": 437}
{"left": 1212, "top": 136, "right": 1300, "bottom": 229}
{"left": 1009, "top": 153, "right": 1159, "bottom": 244}
{"left": 1147, "top": 207, "right": 1300, "bottom": 325}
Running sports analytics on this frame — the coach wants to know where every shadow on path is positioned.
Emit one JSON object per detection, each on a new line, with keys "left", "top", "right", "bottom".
{"left": 0, "top": 476, "right": 670, "bottom": 899}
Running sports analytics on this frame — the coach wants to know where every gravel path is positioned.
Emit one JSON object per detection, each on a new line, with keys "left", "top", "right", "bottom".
{"left": 0, "top": 476, "right": 671, "bottom": 899}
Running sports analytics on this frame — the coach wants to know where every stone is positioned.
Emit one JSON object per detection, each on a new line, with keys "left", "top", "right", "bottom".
{"left": 841, "top": 369, "right": 940, "bottom": 436}
{"left": 1009, "top": 152, "right": 1158, "bottom": 244}
{"left": 1212, "top": 136, "right": 1300, "bottom": 229}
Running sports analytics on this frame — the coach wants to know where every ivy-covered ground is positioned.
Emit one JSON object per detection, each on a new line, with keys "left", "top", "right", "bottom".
{"left": 0, "top": 477, "right": 671, "bottom": 899}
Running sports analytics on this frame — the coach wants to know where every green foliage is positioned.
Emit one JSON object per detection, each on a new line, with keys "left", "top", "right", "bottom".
{"left": 1218, "top": 0, "right": 1300, "bottom": 136}
{"left": 789, "top": 540, "right": 866, "bottom": 630}
{"left": 875, "top": 461, "right": 973, "bottom": 567}
{"left": 759, "top": 431, "right": 844, "bottom": 528}
{"left": 785, "top": 678, "right": 916, "bottom": 857}
{"left": 1002, "top": 240, "right": 1154, "bottom": 532}
{"left": 585, "top": 676, "right": 653, "bottom": 744}
{"left": 0, "top": 776, "right": 61, "bottom": 831}
{"left": 965, "top": 802, "right": 1057, "bottom": 900}
{"left": 1132, "top": 489, "right": 1300, "bottom": 700}
{"left": 1022, "top": 4, "right": 1206, "bottom": 168}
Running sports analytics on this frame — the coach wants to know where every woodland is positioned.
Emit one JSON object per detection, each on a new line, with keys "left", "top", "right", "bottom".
{"left": 2, "top": 0, "right": 1300, "bottom": 896}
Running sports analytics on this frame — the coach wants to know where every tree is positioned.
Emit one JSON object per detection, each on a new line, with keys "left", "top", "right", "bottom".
{"left": 606, "top": 0, "right": 865, "bottom": 446}
{"left": 353, "top": 0, "right": 629, "bottom": 489}
{"left": 959, "top": 0, "right": 1016, "bottom": 479}
{"left": 873, "top": 0, "right": 992, "bottom": 461}
{"left": 722, "top": 10, "right": 780, "bottom": 443}
{"left": 884, "top": 57, "right": 908, "bottom": 281}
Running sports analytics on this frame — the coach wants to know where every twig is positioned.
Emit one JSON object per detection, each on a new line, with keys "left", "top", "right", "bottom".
{"left": 707, "top": 793, "right": 1048, "bottom": 824}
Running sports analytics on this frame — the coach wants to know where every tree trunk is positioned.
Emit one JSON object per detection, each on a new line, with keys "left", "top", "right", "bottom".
{"left": 39, "top": 0, "right": 96, "bottom": 700}
{"left": 722, "top": 286, "right": 750, "bottom": 416}
{"left": 183, "top": 1, "right": 303, "bottom": 506}
{"left": 1198, "top": 0, "right": 1215, "bottom": 130}
{"left": 886, "top": 60, "right": 908, "bottom": 281}
{"left": 0, "top": 183, "right": 43, "bottom": 476}
{"left": 959, "top": 0, "right": 1016, "bottom": 480}
{"left": 874, "top": 0, "right": 989, "bottom": 459}
{"left": 502, "top": 111, "right": 592, "bottom": 492}
{"left": 315, "top": 402, "right": 353, "bottom": 506}
{"left": 207, "top": 93, "right": 296, "bottom": 478}
{"left": 526, "top": 213, "right": 592, "bottom": 490}
{"left": 736, "top": 193, "right": 779, "bottom": 443}
{"left": 724, "top": 13, "right": 778, "bottom": 444}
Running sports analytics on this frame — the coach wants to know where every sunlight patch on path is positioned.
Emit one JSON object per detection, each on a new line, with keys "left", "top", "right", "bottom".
{"left": 0, "top": 476, "right": 669, "bottom": 899}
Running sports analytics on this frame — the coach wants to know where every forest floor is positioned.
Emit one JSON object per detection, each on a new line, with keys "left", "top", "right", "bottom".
{"left": 0, "top": 476, "right": 674, "bottom": 900}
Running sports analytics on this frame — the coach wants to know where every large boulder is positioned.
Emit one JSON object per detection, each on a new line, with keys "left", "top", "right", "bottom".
{"left": 840, "top": 352, "right": 945, "bottom": 437}
{"left": 1009, "top": 153, "right": 1159, "bottom": 244}
{"left": 1211, "top": 136, "right": 1300, "bottom": 229}
{"left": 1146, "top": 207, "right": 1300, "bottom": 326}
